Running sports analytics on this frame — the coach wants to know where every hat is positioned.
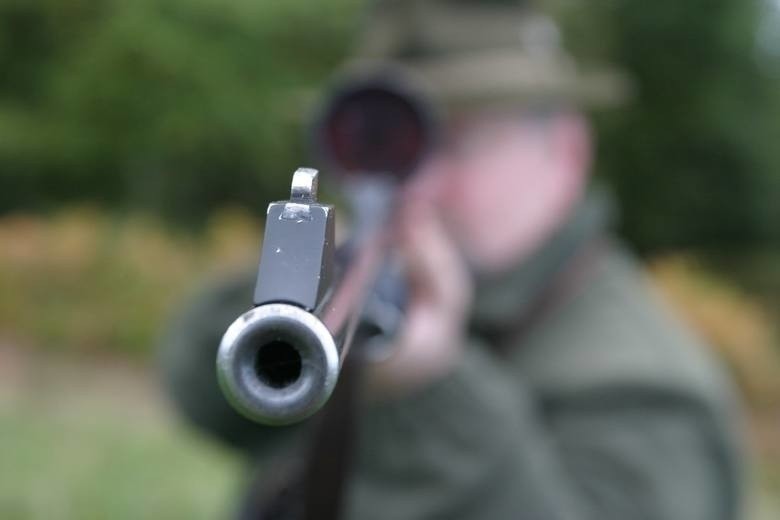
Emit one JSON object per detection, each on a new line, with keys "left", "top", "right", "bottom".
{"left": 351, "top": 0, "right": 629, "bottom": 110}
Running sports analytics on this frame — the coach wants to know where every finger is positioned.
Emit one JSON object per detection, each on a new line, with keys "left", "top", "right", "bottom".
{"left": 402, "top": 155, "right": 451, "bottom": 207}
{"left": 398, "top": 204, "right": 472, "bottom": 316}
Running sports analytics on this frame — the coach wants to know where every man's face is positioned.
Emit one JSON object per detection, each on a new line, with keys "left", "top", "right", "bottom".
{"left": 409, "top": 109, "right": 592, "bottom": 274}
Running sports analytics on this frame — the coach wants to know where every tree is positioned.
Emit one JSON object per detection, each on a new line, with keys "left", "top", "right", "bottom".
{"left": 0, "top": 0, "right": 359, "bottom": 225}
{"left": 547, "top": 0, "right": 780, "bottom": 251}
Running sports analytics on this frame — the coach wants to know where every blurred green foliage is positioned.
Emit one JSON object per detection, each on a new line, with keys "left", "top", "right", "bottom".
{"left": 547, "top": 0, "right": 780, "bottom": 251}
{"left": 0, "top": 0, "right": 359, "bottom": 225}
{"left": 0, "top": 0, "right": 778, "bottom": 250}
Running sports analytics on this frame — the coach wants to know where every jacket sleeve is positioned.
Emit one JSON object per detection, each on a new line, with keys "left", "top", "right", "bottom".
{"left": 344, "top": 342, "right": 740, "bottom": 520}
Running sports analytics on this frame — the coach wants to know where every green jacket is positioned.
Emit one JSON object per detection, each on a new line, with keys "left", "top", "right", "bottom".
{"left": 160, "top": 194, "right": 743, "bottom": 519}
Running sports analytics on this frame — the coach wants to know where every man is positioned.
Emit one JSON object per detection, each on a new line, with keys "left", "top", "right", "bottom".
{"left": 161, "top": 1, "right": 744, "bottom": 519}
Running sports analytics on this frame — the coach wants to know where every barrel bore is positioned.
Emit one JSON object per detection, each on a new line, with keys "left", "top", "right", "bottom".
{"left": 254, "top": 340, "right": 302, "bottom": 389}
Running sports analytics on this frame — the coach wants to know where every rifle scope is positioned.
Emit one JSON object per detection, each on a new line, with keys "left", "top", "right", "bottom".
{"left": 310, "top": 71, "right": 438, "bottom": 180}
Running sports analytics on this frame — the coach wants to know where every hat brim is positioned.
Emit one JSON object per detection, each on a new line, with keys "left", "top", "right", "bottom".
{"left": 405, "top": 49, "right": 631, "bottom": 110}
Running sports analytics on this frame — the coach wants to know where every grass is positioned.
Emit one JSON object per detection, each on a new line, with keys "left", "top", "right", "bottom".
{"left": 0, "top": 349, "right": 242, "bottom": 519}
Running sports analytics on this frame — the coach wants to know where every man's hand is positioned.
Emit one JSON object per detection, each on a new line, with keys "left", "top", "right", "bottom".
{"left": 364, "top": 194, "right": 473, "bottom": 399}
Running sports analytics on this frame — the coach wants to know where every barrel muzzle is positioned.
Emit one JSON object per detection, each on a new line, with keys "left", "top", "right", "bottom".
{"left": 216, "top": 303, "right": 339, "bottom": 425}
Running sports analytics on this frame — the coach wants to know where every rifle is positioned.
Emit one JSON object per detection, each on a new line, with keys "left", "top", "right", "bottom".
{"left": 216, "top": 72, "right": 436, "bottom": 425}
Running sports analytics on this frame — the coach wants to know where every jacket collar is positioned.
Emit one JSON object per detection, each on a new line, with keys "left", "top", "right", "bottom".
{"left": 469, "top": 187, "right": 614, "bottom": 337}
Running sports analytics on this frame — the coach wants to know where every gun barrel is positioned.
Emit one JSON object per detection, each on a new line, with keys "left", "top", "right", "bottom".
{"left": 216, "top": 168, "right": 392, "bottom": 425}
{"left": 216, "top": 303, "right": 340, "bottom": 425}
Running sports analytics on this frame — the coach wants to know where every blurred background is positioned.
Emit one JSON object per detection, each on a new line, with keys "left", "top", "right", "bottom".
{"left": 0, "top": 0, "right": 778, "bottom": 518}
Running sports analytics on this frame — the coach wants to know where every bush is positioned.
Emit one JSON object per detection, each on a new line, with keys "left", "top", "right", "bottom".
{"left": 0, "top": 206, "right": 261, "bottom": 357}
